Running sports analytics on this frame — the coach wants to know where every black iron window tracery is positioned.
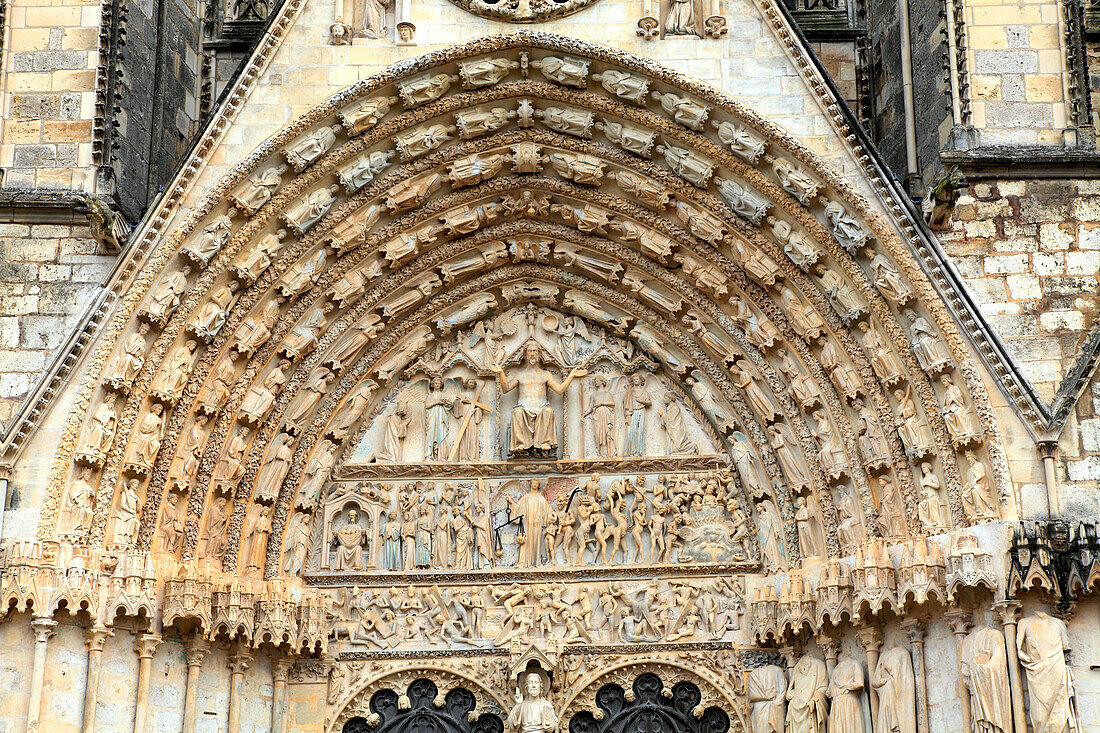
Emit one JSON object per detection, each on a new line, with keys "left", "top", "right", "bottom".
{"left": 343, "top": 679, "right": 505, "bottom": 733}
{"left": 569, "top": 674, "right": 729, "bottom": 733}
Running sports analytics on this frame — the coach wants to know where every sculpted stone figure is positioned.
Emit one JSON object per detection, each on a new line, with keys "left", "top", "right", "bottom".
{"left": 282, "top": 511, "right": 311, "bottom": 576}
{"left": 659, "top": 393, "right": 696, "bottom": 455}
{"left": 664, "top": 0, "right": 697, "bottom": 34}
{"left": 159, "top": 493, "right": 185, "bottom": 554}
{"left": 872, "top": 647, "right": 917, "bottom": 733}
{"left": 960, "top": 625, "right": 1013, "bottom": 733}
{"left": 126, "top": 403, "right": 165, "bottom": 474}
{"left": 770, "top": 421, "right": 810, "bottom": 487}
{"left": 282, "top": 184, "right": 340, "bottom": 234}
{"left": 586, "top": 375, "right": 618, "bottom": 459}
{"left": 255, "top": 431, "right": 294, "bottom": 503}
{"left": 239, "top": 360, "right": 290, "bottom": 424}
{"left": 827, "top": 659, "right": 865, "bottom": 733}
{"left": 337, "top": 95, "right": 397, "bottom": 134}
{"left": 732, "top": 361, "right": 780, "bottom": 424}
{"left": 76, "top": 394, "right": 118, "bottom": 467}
{"left": 786, "top": 654, "right": 828, "bottom": 733}
{"left": 964, "top": 451, "right": 996, "bottom": 520}
{"left": 242, "top": 504, "right": 273, "bottom": 574}
{"left": 233, "top": 299, "right": 281, "bottom": 358}
{"left": 142, "top": 267, "right": 190, "bottom": 325}
{"left": 284, "top": 368, "right": 336, "bottom": 434}
{"left": 820, "top": 338, "right": 864, "bottom": 402}
{"left": 536, "top": 106, "right": 594, "bottom": 137}
{"left": 867, "top": 248, "right": 914, "bottom": 306}
{"left": 150, "top": 339, "right": 198, "bottom": 404}
{"left": 425, "top": 377, "right": 451, "bottom": 460}
{"left": 794, "top": 495, "right": 824, "bottom": 558}
{"left": 511, "top": 479, "right": 554, "bottom": 567}
{"left": 232, "top": 164, "right": 288, "bottom": 214}
{"left": 395, "top": 123, "right": 455, "bottom": 159}
{"left": 531, "top": 56, "right": 589, "bottom": 88}
{"left": 188, "top": 283, "right": 239, "bottom": 342}
{"left": 508, "top": 672, "right": 558, "bottom": 733}
{"left": 816, "top": 264, "right": 865, "bottom": 323}
{"left": 201, "top": 496, "right": 231, "bottom": 558}
{"left": 907, "top": 311, "right": 952, "bottom": 374}
{"left": 773, "top": 159, "right": 820, "bottom": 204}
{"left": 1017, "top": 612, "right": 1079, "bottom": 733}
{"left": 296, "top": 439, "right": 338, "bottom": 511}
{"left": 447, "top": 153, "right": 504, "bottom": 188}
{"left": 277, "top": 248, "right": 328, "bottom": 299}
{"left": 656, "top": 143, "right": 716, "bottom": 186}
{"left": 376, "top": 405, "right": 409, "bottom": 463}
{"left": 112, "top": 479, "right": 142, "bottom": 547}
{"left": 283, "top": 124, "right": 341, "bottom": 170}
{"left": 596, "top": 119, "right": 657, "bottom": 157}
{"left": 777, "top": 348, "right": 820, "bottom": 411}
{"left": 494, "top": 344, "right": 585, "bottom": 456}
{"left": 451, "top": 378, "right": 486, "bottom": 462}
{"left": 326, "top": 316, "right": 384, "bottom": 373}
{"left": 329, "top": 380, "right": 377, "bottom": 439}
{"left": 718, "top": 178, "right": 771, "bottom": 224}
{"left": 280, "top": 305, "right": 330, "bottom": 361}
{"left": 337, "top": 150, "right": 394, "bottom": 192}
{"left": 181, "top": 212, "right": 233, "bottom": 267}
{"left": 917, "top": 463, "right": 946, "bottom": 531}
{"left": 836, "top": 488, "right": 865, "bottom": 547}
{"left": 877, "top": 476, "right": 907, "bottom": 537}
{"left": 748, "top": 665, "right": 787, "bottom": 733}
{"left": 213, "top": 427, "right": 249, "bottom": 492}
{"left": 768, "top": 216, "right": 822, "bottom": 271}
{"left": 780, "top": 286, "right": 825, "bottom": 340}
{"left": 104, "top": 323, "right": 150, "bottom": 392}
{"left": 455, "top": 107, "right": 514, "bottom": 138}
{"left": 943, "top": 375, "right": 981, "bottom": 446}
{"left": 66, "top": 468, "right": 96, "bottom": 533}
{"left": 592, "top": 70, "right": 650, "bottom": 104}
{"left": 332, "top": 509, "right": 368, "bottom": 570}
{"left": 197, "top": 359, "right": 236, "bottom": 416}
{"left": 712, "top": 119, "right": 767, "bottom": 163}
{"left": 458, "top": 57, "right": 518, "bottom": 88}
{"left": 651, "top": 91, "right": 709, "bottom": 130}
{"left": 398, "top": 73, "right": 458, "bottom": 107}
{"left": 823, "top": 202, "right": 869, "bottom": 252}
{"left": 623, "top": 374, "right": 651, "bottom": 456}
{"left": 857, "top": 321, "right": 903, "bottom": 385}
{"left": 895, "top": 386, "right": 933, "bottom": 457}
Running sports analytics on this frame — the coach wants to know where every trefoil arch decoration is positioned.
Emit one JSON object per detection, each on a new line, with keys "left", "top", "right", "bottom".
{"left": 339, "top": 678, "right": 506, "bottom": 733}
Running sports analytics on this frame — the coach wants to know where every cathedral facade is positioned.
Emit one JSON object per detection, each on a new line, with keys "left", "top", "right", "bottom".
{"left": 0, "top": 0, "right": 1099, "bottom": 730}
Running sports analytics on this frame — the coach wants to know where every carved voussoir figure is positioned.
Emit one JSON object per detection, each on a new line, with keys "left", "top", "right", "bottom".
{"left": 103, "top": 322, "right": 151, "bottom": 393}
{"left": 531, "top": 56, "right": 590, "bottom": 88}
{"left": 657, "top": 143, "right": 716, "bottom": 187}
{"left": 231, "top": 164, "right": 288, "bottom": 215}
{"left": 596, "top": 119, "right": 657, "bottom": 157}
{"left": 140, "top": 267, "right": 190, "bottom": 327}
{"left": 651, "top": 91, "right": 710, "bottom": 130}
{"left": 458, "top": 57, "right": 519, "bottom": 88}
{"left": 823, "top": 201, "right": 870, "bottom": 252}
{"left": 150, "top": 339, "right": 199, "bottom": 405}
{"left": 455, "top": 106, "right": 514, "bottom": 138}
{"left": 535, "top": 106, "right": 594, "bottom": 137}
{"left": 187, "top": 283, "right": 240, "bottom": 343}
{"left": 231, "top": 230, "right": 287, "bottom": 286}
{"left": 398, "top": 73, "right": 458, "bottom": 108}
{"left": 337, "top": 150, "right": 394, "bottom": 193}
{"left": 281, "top": 184, "right": 340, "bottom": 234}
{"left": 712, "top": 119, "right": 767, "bottom": 163}
{"left": 277, "top": 248, "right": 328, "bottom": 300}
{"left": 866, "top": 247, "right": 914, "bottom": 306}
{"left": 592, "top": 70, "right": 650, "bottom": 104}
{"left": 181, "top": 211, "right": 235, "bottom": 268}
{"left": 717, "top": 178, "right": 771, "bottom": 224}
{"left": 125, "top": 403, "right": 165, "bottom": 476}
{"left": 395, "top": 123, "right": 456, "bottom": 160}
{"left": 283, "top": 124, "right": 341, "bottom": 171}
{"left": 337, "top": 95, "right": 397, "bottom": 134}
{"left": 772, "top": 159, "right": 820, "bottom": 204}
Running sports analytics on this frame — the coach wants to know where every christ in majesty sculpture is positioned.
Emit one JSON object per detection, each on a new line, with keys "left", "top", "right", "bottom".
{"left": 491, "top": 343, "right": 585, "bottom": 458}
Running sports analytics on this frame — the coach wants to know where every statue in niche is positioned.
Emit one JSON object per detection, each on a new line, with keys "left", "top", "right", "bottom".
{"left": 664, "top": 0, "right": 697, "bottom": 35}
{"left": 67, "top": 468, "right": 96, "bottom": 534}
{"left": 213, "top": 427, "right": 249, "bottom": 492}
{"left": 757, "top": 500, "right": 786, "bottom": 568}
{"left": 379, "top": 511, "right": 402, "bottom": 571}
{"left": 104, "top": 323, "right": 150, "bottom": 392}
{"left": 508, "top": 672, "right": 558, "bottom": 733}
{"left": 181, "top": 212, "right": 234, "bottom": 267}
{"left": 188, "top": 283, "right": 240, "bottom": 342}
{"left": 659, "top": 393, "right": 696, "bottom": 455}
{"left": 126, "top": 403, "right": 165, "bottom": 476}
{"left": 855, "top": 399, "right": 889, "bottom": 469}
{"left": 233, "top": 299, "right": 281, "bottom": 359}
{"left": 877, "top": 476, "right": 907, "bottom": 537}
{"left": 511, "top": 478, "right": 554, "bottom": 567}
{"left": 586, "top": 375, "right": 618, "bottom": 459}
{"left": 112, "top": 479, "right": 142, "bottom": 547}
{"left": 777, "top": 348, "right": 820, "bottom": 411}
{"left": 243, "top": 504, "right": 273, "bottom": 574}
{"left": 425, "top": 378, "right": 451, "bottom": 460}
{"left": 283, "top": 125, "right": 340, "bottom": 171}
{"left": 857, "top": 321, "right": 904, "bottom": 386}
{"left": 492, "top": 343, "right": 585, "bottom": 458}
{"left": 452, "top": 378, "right": 487, "bottom": 462}
{"left": 1016, "top": 612, "right": 1079, "bottom": 733}
{"left": 836, "top": 487, "right": 864, "bottom": 547}
{"left": 823, "top": 202, "right": 869, "bottom": 252}
{"left": 376, "top": 404, "right": 409, "bottom": 462}
{"left": 330, "top": 380, "right": 376, "bottom": 440}
{"left": 143, "top": 267, "right": 190, "bottom": 325}
{"left": 827, "top": 659, "right": 865, "bottom": 733}
{"left": 77, "top": 395, "right": 117, "bottom": 466}
{"left": 906, "top": 311, "right": 952, "bottom": 374}
{"left": 786, "top": 654, "right": 828, "bottom": 733}
{"left": 150, "top": 340, "right": 198, "bottom": 404}
{"left": 332, "top": 509, "right": 368, "bottom": 570}
{"left": 232, "top": 230, "right": 287, "bottom": 285}
{"left": 960, "top": 626, "right": 1013, "bottom": 733}
{"left": 820, "top": 339, "right": 864, "bottom": 402}
{"left": 159, "top": 493, "right": 185, "bottom": 554}
{"left": 239, "top": 360, "right": 290, "bottom": 424}
{"left": 296, "top": 440, "right": 338, "bottom": 511}
{"left": 816, "top": 265, "right": 865, "bottom": 323}
{"left": 943, "top": 375, "right": 981, "bottom": 446}
{"left": 415, "top": 504, "right": 433, "bottom": 569}
{"left": 779, "top": 286, "right": 825, "bottom": 340}
{"left": 748, "top": 665, "right": 787, "bottom": 733}
{"left": 917, "top": 463, "right": 946, "bottom": 531}
{"left": 255, "top": 431, "right": 294, "bottom": 503}
{"left": 201, "top": 496, "right": 231, "bottom": 558}
{"left": 768, "top": 422, "right": 809, "bottom": 488}
{"left": 872, "top": 647, "right": 917, "bottom": 733}
{"left": 812, "top": 409, "right": 848, "bottom": 480}
{"left": 866, "top": 248, "right": 913, "bottom": 306}
{"left": 963, "top": 451, "right": 996, "bottom": 520}
{"left": 732, "top": 361, "right": 780, "bottom": 424}
{"left": 895, "top": 386, "right": 933, "bottom": 458}
{"left": 285, "top": 368, "right": 336, "bottom": 434}
{"left": 232, "top": 165, "right": 287, "bottom": 214}
{"left": 283, "top": 511, "right": 310, "bottom": 575}
{"left": 794, "top": 495, "right": 823, "bottom": 558}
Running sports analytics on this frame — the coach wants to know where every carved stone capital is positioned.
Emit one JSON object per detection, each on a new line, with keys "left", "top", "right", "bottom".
{"left": 228, "top": 647, "right": 252, "bottom": 675}
{"left": 30, "top": 617, "right": 57, "bottom": 644}
{"left": 943, "top": 610, "right": 972, "bottom": 637}
{"left": 817, "top": 635, "right": 839, "bottom": 665}
{"left": 134, "top": 633, "right": 162, "bottom": 659}
{"left": 854, "top": 626, "right": 881, "bottom": 652}
{"left": 900, "top": 618, "right": 925, "bottom": 645}
{"left": 84, "top": 624, "right": 113, "bottom": 651}
{"left": 273, "top": 656, "right": 294, "bottom": 683}
{"left": 185, "top": 636, "right": 211, "bottom": 668}
{"left": 991, "top": 600, "right": 1022, "bottom": 627}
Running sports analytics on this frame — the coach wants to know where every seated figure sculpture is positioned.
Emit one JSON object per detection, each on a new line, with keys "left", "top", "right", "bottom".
{"left": 490, "top": 343, "right": 585, "bottom": 459}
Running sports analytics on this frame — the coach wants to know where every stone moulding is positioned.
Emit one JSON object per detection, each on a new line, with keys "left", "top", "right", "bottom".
{"left": 445, "top": 0, "right": 602, "bottom": 23}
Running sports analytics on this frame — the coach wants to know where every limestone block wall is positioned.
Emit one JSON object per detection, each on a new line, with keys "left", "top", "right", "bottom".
{"left": 937, "top": 180, "right": 1100, "bottom": 401}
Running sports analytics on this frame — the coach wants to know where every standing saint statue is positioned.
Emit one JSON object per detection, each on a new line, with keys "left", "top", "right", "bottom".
{"left": 586, "top": 375, "right": 618, "bottom": 459}
{"left": 1016, "top": 612, "right": 1079, "bottom": 733}
{"left": 451, "top": 378, "right": 487, "bottom": 462}
{"left": 491, "top": 343, "right": 585, "bottom": 458}
{"left": 510, "top": 478, "right": 553, "bottom": 568}
{"left": 508, "top": 672, "right": 558, "bottom": 733}
{"left": 623, "top": 373, "right": 651, "bottom": 457}
{"left": 425, "top": 377, "right": 451, "bottom": 461}
{"left": 664, "top": 0, "right": 697, "bottom": 35}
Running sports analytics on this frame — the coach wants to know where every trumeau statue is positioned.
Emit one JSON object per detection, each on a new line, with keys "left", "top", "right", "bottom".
{"left": 508, "top": 672, "right": 558, "bottom": 733}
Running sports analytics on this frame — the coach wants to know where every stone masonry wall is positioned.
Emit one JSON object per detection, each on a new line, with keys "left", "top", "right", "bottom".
{"left": 937, "top": 179, "right": 1100, "bottom": 402}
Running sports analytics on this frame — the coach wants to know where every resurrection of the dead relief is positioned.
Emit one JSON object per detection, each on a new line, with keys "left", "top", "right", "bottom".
{"left": 7, "top": 35, "right": 1084, "bottom": 733}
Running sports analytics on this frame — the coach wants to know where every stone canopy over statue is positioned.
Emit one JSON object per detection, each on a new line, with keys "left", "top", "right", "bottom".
{"left": 492, "top": 342, "right": 586, "bottom": 459}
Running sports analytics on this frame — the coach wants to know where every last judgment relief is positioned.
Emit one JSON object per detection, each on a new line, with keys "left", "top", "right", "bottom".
{"left": 17, "top": 34, "right": 1080, "bottom": 733}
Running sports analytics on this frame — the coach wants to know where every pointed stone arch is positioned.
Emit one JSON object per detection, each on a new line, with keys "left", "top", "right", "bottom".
{"left": 43, "top": 34, "right": 1010, "bottom": 585}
